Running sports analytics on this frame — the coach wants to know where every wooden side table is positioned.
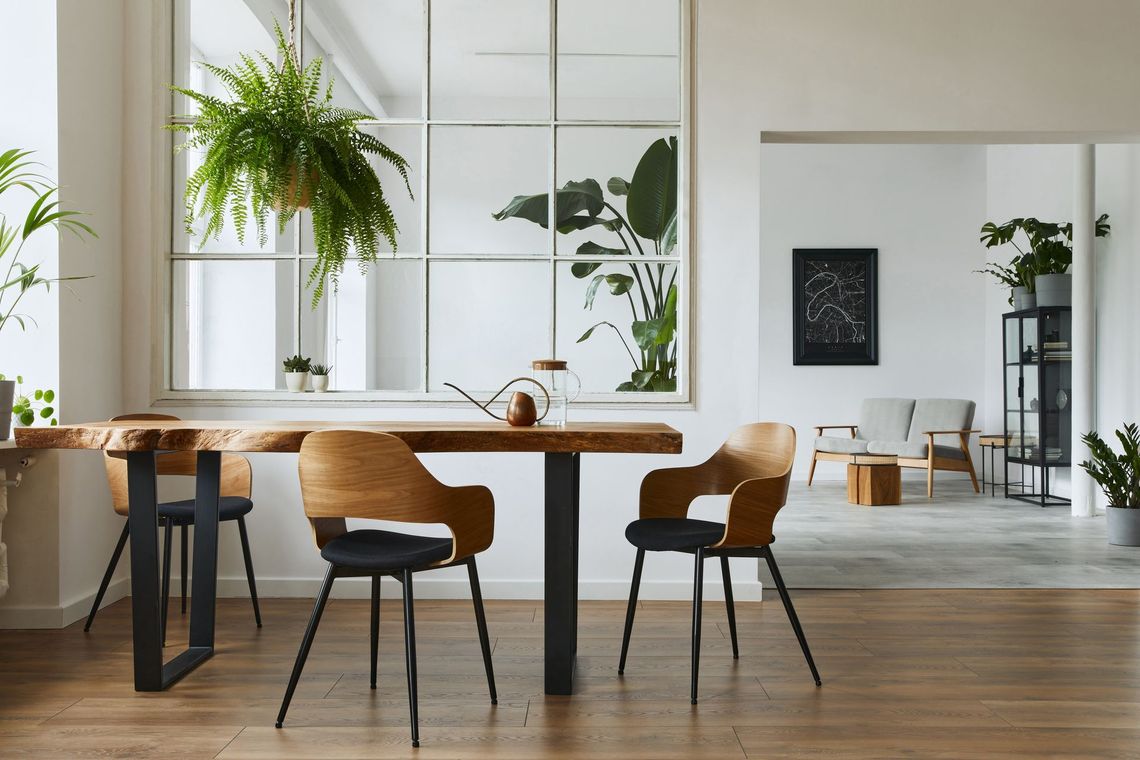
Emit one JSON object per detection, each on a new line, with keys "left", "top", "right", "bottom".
{"left": 847, "top": 454, "right": 901, "bottom": 506}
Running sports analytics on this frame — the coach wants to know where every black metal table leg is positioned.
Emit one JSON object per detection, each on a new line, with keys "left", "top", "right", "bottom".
{"left": 544, "top": 452, "right": 580, "bottom": 695}
{"left": 125, "top": 449, "right": 219, "bottom": 691}
{"left": 126, "top": 451, "right": 163, "bottom": 691}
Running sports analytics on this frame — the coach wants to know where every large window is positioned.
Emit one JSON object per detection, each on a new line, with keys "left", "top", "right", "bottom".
{"left": 167, "top": 0, "right": 689, "bottom": 401}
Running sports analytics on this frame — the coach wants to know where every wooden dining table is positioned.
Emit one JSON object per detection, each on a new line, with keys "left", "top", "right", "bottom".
{"left": 15, "top": 420, "right": 682, "bottom": 695}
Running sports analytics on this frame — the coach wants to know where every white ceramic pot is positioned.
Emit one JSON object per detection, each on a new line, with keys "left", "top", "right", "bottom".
{"left": 284, "top": 371, "right": 309, "bottom": 392}
{"left": 311, "top": 374, "right": 329, "bottom": 393}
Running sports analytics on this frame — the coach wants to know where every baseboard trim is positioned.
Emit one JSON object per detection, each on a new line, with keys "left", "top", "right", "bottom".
{"left": 0, "top": 577, "right": 130, "bottom": 630}
{"left": 216, "top": 576, "right": 763, "bottom": 602}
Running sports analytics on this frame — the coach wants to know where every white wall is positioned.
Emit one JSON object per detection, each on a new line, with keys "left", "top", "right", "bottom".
{"left": 759, "top": 144, "right": 988, "bottom": 478}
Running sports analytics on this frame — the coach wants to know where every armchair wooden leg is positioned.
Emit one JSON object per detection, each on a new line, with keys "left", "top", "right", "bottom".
{"left": 277, "top": 565, "right": 336, "bottom": 729}
{"left": 807, "top": 452, "right": 818, "bottom": 486}
{"left": 926, "top": 455, "right": 935, "bottom": 498}
{"left": 720, "top": 557, "right": 739, "bottom": 659}
{"left": 370, "top": 575, "right": 380, "bottom": 690}
{"left": 618, "top": 548, "right": 645, "bottom": 675}
{"left": 962, "top": 439, "right": 981, "bottom": 493}
{"left": 690, "top": 548, "right": 705, "bottom": 705}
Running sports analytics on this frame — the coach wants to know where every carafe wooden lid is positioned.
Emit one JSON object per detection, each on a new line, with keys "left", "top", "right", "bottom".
{"left": 532, "top": 359, "right": 567, "bottom": 371}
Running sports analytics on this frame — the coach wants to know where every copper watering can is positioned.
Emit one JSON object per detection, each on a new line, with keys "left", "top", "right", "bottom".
{"left": 443, "top": 377, "right": 552, "bottom": 427}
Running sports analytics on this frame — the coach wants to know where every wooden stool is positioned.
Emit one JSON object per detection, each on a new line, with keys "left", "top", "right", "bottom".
{"left": 847, "top": 454, "right": 901, "bottom": 506}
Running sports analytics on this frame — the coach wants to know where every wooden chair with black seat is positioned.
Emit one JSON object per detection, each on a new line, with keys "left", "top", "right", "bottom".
{"left": 84, "top": 413, "right": 262, "bottom": 639}
{"left": 276, "top": 429, "right": 497, "bottom": 748}
{"left": 618, "top": 422, "right": 820, "bottom": 703}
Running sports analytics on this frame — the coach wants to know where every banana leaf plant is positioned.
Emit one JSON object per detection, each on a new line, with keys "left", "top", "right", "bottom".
{"left": 493, "top": 137, "right": 679, "bottom": 392}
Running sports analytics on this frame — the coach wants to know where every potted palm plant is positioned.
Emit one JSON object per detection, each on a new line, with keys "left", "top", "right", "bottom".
{"left": 0, "top": 148, "right": 94, "bottom": 439}
{"left": 1080, "top": 424, "right": 1140, "bottom": 546}
{"left": 169, "top": 0, "right": 411, "bottom": 308}
{"left": 494, "top": 137, "right": 679, "bottom": 392}
{"left": 978, "top": 215, "right": 1110, "bottom": 308}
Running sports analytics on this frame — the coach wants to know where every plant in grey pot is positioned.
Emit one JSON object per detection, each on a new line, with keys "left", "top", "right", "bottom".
{"left": 0, "top": 148, "right": 95, "bottom": 439}
{"left": 978, "top": 215, "right": 1110, "bottom": 309}
{"left": 1080, "top": 424, "right": 1140, "bottom": 546}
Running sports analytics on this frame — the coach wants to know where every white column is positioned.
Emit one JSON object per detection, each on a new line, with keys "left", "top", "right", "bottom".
{"left": 1071, "top": 145, "right": 1096, "bottom": 517}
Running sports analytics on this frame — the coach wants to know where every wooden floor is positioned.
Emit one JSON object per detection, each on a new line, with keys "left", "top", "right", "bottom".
{"left": 2, "top": 591, "right": 1140, "bottom": 758}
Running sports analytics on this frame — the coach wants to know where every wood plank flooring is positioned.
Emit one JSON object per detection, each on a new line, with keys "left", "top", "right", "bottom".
{"left": 2, "top": 590, "right": 1140, "bottom": 758}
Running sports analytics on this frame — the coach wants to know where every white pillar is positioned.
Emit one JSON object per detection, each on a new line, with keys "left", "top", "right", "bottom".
{"left": 1071, "top": 145, "right": 1096, "bottom": 517}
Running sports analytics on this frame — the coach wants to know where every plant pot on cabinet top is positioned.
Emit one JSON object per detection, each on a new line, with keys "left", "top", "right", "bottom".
{"left": 1035, "top": 273, "right": 1072, "bottom": 308}
{"left": 1107, "top": 506, "right": 1140, "bottom": 547}
{"left": 1012, "top": 286, "right": 1036, "bottom": 311}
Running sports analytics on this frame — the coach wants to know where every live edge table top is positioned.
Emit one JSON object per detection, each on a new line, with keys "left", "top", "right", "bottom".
{"left": 14, "top": 420, "right": 683, "bottom": 456}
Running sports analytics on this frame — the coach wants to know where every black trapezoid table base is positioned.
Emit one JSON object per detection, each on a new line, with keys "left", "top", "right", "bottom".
{"left": 126, "top": 450, "right": 221, "bottom": 691}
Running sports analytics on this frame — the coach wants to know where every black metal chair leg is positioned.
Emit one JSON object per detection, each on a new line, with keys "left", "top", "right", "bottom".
{"left": 180, "top": 524, "right": 188, "bottom": 615}
{"left": 763, "top": 546, "right": 821, "bottom": 686}
{"left": 161, "top": 517, "right": 173, "bottom": 646}
{"left": 618, "top": 548, "right": 645, "bottom": 674}
{"left": 720, "top": 556, "right": 739, "bottom": 659}
{"left": 84, "top": 521, "right": 130, "bottom": 632}
{"left": 467, "top": 557, "right": 498, "bottom": 704}
{"left": 277, "top": 565, "right": 336, "bottom": 728}
{"left": 237, "top": 516, "right": 262, "bottom": 628}
{"left": 401, "top": 567, "right": 420, "bottom": 747}
{"left": 690, "top": 547, "right": 705, "bottom": 705}
{"left": 370, "top": 574, "right": 380, "bottom": 689}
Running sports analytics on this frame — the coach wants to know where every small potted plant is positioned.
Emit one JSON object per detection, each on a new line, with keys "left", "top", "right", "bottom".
{"left": 282, "top": 354, "right": 311, "bottom": 392}
{"left": 1080, "top": 424, "right": 1140, "bottom": 546}
{"left": 309, "top": 364, "right": 332, "bottom": 393}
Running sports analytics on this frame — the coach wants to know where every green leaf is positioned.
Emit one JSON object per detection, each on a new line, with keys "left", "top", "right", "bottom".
{"left": 660, "top": 211, "right": 678, "bottom": 255}
{"left": 493, "top": 179, "right": 605, "bottom": 230}
{"left": 631, "top": 285, "right": 679, "bottom": 350}
{"left": 631, "top": 370, "right": 655, "bottom": 388}
{"left": 615, "top": 381, "right": 639, "bottom": 392}
{"left": 575, "top": 241, "right": 627, "bottom": 257}
{"left": 584, "top": 273, "right": 634, "bottom": 309}
{"left": 607, "top": 177, "right": 630, "bottom": 196}
{"left": 18, "top": 410, "right": 33, "bottom": 426}
{"left": 42, "top": 389, "right": 54, "bottom": 403}
{"left": 33, "top": 389, "right": 42, "bottom": 400}
{"left": 39, "top": 406, "right": 53, "bottom": 419}
{"left": 626, "top": 137, "right": 677, "bottom": 242}
{"left": 571, "top": 261, "right": 603, "bottom": 278}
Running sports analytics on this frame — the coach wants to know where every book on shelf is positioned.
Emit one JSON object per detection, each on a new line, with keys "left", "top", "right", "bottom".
{"left": 1043, "top": 341, "right": 1070, "bottom": 350}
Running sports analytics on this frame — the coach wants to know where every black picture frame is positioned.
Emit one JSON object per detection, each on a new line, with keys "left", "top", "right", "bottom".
{"left": 792, "top": 248, "right": 878, "bottom": 365}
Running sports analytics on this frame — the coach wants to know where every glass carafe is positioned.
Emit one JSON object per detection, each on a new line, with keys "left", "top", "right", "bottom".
{"left": 532, "top": 359, "right": 581, "bottom": 426}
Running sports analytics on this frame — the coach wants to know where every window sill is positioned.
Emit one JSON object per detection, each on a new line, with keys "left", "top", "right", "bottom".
{"left": 152, "top": 389, "right": 693, "bottom": 410}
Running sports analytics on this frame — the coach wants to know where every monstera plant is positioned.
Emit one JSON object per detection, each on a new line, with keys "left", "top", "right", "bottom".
{"left": 169, "top": 4, "right": 411, "bottom": 307}
{"left": 494, "top": 137, "right": 679, "bottom": 392}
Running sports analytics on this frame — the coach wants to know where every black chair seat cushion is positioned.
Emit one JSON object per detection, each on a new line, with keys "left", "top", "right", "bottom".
{"left": 158, "top": 496, "right": 254, "bottom": 524}
{"left": 320, "top": 529, "right": 455, "bottom": 572}
{"left": 625, "top": 518, "right": 726, "bottom": 552}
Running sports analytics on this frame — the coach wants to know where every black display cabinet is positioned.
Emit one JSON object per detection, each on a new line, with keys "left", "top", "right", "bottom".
{"left": 1003, "top": 306, "right": 1072, "bottom": 507}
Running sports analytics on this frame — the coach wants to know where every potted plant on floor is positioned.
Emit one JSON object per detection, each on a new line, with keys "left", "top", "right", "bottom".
{"left": 309, "top": 363, "right": 331, "bottom": 393}
{"left": 1080, "top": 424, "right": 1140, "bottom": 546}
{"left": 169, "top": 0, "right": 412, "bottom": 308}
{"left": 0, "top": 148, "right": 95, "bottom": 438}
{"left": 282, "top": 354, "right": 311, "bottom": 392}
{"left": 978, "top": 215, "right": 1110, "bottom": 308}
{"left": 493, "top": 137, "right": 679, "bottom": 392}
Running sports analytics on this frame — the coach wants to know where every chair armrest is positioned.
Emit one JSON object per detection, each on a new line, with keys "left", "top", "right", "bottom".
{"left": 446, "top": 484, "right": 495, "bottom": 563}
{"left": 814, "top": 424, "right": 857, "bottom": 437}
{"left": 716, "top": 474, "right": 790, "bottom": 548}
{"left": 640, "top": 463, "right": 719, "bottom": 520}
{"left": 923, "top": 429, "right": 981, "bottom": 436}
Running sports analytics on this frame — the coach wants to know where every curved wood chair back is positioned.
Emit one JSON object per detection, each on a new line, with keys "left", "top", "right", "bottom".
{"left": 298, "top": 429, "right": 494, "bottom": 566}
{"left": 640, "top": 422, "right": 796, "bottom": 548}
{"left": 103, "top": 413, "right": 253, "bottom": 516}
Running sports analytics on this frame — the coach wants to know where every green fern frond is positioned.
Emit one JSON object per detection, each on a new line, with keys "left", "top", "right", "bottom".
{"left": 167, "top": 20, "right": 411, "bottom": 306}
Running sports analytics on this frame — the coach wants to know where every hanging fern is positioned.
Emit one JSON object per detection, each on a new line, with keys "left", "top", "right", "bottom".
{"left": 169, "top": 23, "right": 411, "bottom": 307}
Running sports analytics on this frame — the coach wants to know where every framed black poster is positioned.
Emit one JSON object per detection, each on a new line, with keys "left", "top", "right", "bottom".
{"left": 792, "top": 248, "right": 878, "bottom": 365}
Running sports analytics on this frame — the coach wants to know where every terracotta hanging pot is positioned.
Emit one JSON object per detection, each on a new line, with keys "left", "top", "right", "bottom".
{"left": 274, "top": 163, "right": 318, "bottom": 211}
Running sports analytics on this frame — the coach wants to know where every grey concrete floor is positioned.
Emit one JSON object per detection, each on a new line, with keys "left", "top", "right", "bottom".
{"left": 771, "top": 475, "right": 1140, "bottom": 588}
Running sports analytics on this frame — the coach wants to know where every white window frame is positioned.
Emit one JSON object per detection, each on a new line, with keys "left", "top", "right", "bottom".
{"left": 157, "top": 0, "right": 693, "bottom": 406}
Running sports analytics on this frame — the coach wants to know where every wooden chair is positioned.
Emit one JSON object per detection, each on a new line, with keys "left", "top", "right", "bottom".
{"left": 277, "top": 430, "right": 497, "bottom": 747}
{"left": 619, "top": 422, "right": 820, "bottom": 703}
{"left": 84, "top": 414, "right": 262, "bottom": 639}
